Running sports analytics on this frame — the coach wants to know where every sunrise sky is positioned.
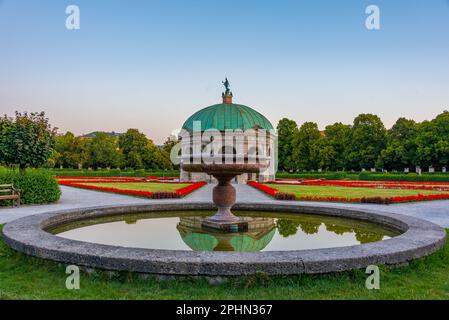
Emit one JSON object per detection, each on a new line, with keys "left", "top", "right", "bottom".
{"left": 1, "top": 0, "right": 449, "bottom": 143}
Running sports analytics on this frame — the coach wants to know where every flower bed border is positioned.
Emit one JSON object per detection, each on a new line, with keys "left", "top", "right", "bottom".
{"left": 248, "top": 181, "right": 449, "bottom": 204}
{"left": 58, "top": 180, "right": 207, "bottom": 199}
{"left": 272, "top": 179, "right": 449, "bottom": 191}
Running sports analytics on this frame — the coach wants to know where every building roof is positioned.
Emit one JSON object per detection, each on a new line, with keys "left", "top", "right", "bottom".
{"left": 182, "top": 103, "right": 274, "bottom": 132}
{"left": 81, "top": 131, "right": 122, "bottom": 138}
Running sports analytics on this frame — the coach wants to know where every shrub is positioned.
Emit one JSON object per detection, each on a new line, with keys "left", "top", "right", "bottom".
{"left": 276, "top": 172, "right": 358, "bottom": 180}
{"left": 361, "top": 196, "right": 392, "bottom": 205}
{"left": 51, "top": 169, "right": 180, "bottom": 177}
{"left": 151, "top": 191, "right": 181, "bottom": 199}
{"left": 274, "top": 192, "right": 297, "bottom": 201}
{"left": 0, "top": 169, "right": 61, "bottom": 205}
{"left": 359, "top": 172, "right": 449, "bottom": 182}
{"left": 276, "top": 171, "right": 449, "bottom": 182}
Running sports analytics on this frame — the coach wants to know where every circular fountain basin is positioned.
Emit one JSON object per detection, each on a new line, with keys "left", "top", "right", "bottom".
{"left": 3, "top": 202, "right": 446, "bottom": 275}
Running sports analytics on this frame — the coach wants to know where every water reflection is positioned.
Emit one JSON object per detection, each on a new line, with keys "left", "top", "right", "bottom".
{"left": 51, "top": 211, "right": 400, "bottom": 252}
{"left": 177, "top": 217, "right": 276, "bottom": 252}
{"left": 276, "top": 219, "right": 385, "bottom": 244}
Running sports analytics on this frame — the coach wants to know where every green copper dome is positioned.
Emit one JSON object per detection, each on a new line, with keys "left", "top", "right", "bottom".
{"left": 182, "top": 103, "right": 274, "bottom": 132}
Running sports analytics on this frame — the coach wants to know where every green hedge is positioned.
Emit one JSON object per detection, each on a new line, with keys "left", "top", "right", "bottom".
{"left": 276, "top": 171, "right": 449, "bottom": 182}
{"left": 358, "top": 172, "right": 449, "bottom": 182}
{"left": 0, "top": 169, "right": 61, "bottom": 206}
{"left": 51, "top": 169, "right": 180, "bottom": 177}
{"left": 275, "top": 172, "right": 359, "bottom": 180}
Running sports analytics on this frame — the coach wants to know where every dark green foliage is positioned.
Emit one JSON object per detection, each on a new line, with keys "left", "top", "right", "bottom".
{"left": 277, "top": 171, "right": 449, "bottom": 182}
{"left": 276, "top": 118, "right": 298, "bottom": 171}
{"left": 0, "top": 169, "right": 61, "bottom": 205}
{"left": 274, "top": 192, "right": 297, "bottom": 201}
{"left": 291, "top": 122, "right": 322, "bottom": 171}
{"left": 277, "top": 111, "right": 449, "bottom": 173}
{"left": 415, "top": 111, "right": 449, "bottom": 168}
{"left": 86, "top": 132, "right": 123, "bottom": 169}
{"left": 360, "top": 196, "right": 392, "bottom": 205}
{"left": 346, "top": 114, "right": 387, "bottom": 170}
{"left": 377, "top": 118, "right": 418, "bottom": 171}
{"left": 119, "top": 129, "right": 172, "bottom": 170}
{"left": 52, "top": 132, "right": 88, "bottom": 169}
{"left": 322, "top": 123, "right": 351, "bottom": 171}
{"left": 52, "top": 169, "right": 180, "bottom": 177}
{"left": 151, "top": 191, "right": 181, "bottom": 199}
{"left": 358, "top": 172, "right": 449, "bottom": 182}
{"left": 0, "top": 112, "right": 57, "bottom": 171}
{"left": 276, "top": 172, "right": 355, "bottom": 180}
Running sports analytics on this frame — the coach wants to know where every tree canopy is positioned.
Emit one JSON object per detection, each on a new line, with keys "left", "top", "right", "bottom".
{"left": 276, "top": 111, "right": 449, "bottom": 172}
{"left": 276, "top": 118, "right": 298, "bottom": 171}
{"left": 0, "top": 112, "right": 57, "bottom": 171}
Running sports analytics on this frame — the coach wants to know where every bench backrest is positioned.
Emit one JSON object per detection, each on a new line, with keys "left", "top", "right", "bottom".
{"left": 0, "top": 184, "right": 14, "bottom": 194}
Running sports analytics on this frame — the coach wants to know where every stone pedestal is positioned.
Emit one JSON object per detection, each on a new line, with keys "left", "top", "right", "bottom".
{"left": 208, "top": 175, "right": 239, "bottom": 222}
{"left": 181, "top": 163, "right": 267, "bottom": 232}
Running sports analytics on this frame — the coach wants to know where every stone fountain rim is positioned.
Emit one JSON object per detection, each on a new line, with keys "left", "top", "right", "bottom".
{"left": 2, "top": 202, "right": 446, "bottom": 276}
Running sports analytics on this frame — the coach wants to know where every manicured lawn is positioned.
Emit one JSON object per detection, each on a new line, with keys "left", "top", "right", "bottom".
{"left": 1, "top": 224, "right": 449, "bottom": 299}
{"left": 82, "top": 182, "right": 191, "bottom": 193}
{"left": 267, "top": 184, "right": 448, "bottom": 199}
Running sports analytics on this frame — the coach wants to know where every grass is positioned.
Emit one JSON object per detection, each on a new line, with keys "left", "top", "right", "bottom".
{"left": 267, "top": 184, "right": 448, "bottom": 199}
{"left": 1, "top": 224, "right": 449, "bottom": 299}
{"left": 80, "top": 182, "right": 192, "bottom": 192}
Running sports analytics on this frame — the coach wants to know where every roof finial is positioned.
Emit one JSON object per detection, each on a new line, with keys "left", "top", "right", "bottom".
{"left": 222, "top": 78, "right": 233, "bottom": 103}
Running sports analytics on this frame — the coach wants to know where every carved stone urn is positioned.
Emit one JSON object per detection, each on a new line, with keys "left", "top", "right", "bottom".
{"left": 181, "top": 163, "right": 267, "bottom": 228}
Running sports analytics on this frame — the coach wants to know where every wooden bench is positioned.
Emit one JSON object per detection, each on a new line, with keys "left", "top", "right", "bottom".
{"left": 0, "top": 184, "right": 21, "bottom": 207}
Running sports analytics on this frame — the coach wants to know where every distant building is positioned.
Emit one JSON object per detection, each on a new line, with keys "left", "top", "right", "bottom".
{"left": 81, "top": 131, "right": 122, "bottom": 138}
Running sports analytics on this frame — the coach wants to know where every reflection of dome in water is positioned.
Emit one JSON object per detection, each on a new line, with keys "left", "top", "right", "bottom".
{"left": 182, "top": 233, "right": 219, "bottom": 251}
{"left": 177, "top": 217, "right": 276, "bottom": 252}
{"left": 229, "top": 229, "right": 276, "bottom": 252}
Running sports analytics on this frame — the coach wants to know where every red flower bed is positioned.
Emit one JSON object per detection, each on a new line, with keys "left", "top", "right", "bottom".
{"left": 390, "top": 194, "right": 449, "bottom": 203}
{"left": 247, "top": 181, "right": 278, "bottom": 197}
{"left": 248, "top": 181, "right": 449, "bottom": 204}
{"left": 58, "top": 181, "right": 154, "bottom": 198}
{"left": 58, "top": 180, "right": 207, "bottom": 199}
{"left": 272, "top": 179, "right": 449, "bottom": 191}
{"left": 175, "top": 182, "right": 207, "bottom": 196}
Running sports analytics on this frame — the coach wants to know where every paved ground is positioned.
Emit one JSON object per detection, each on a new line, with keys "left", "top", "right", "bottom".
{"left": 2, "top": 184, "right": 449, "bottom": 228}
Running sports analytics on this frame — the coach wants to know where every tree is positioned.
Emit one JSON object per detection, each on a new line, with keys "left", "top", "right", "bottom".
{"left": 346, "top": 114, "right": 387, "bottom": 170}
{"left": 0, "top": 111, "right": 57, "bottom": 172}
{"left": 118, "top": 129, "right": 172, "bottom": 170}
{"left": 292, "top": 122, "right": 322, "bottom": 170}
{"left": 322, "top": 123, "right": 351, "bottom": 170}
{"left": 119, "top": 129, "right": 150, "bottom": 169}
{"left": 377, "top": 118, "right": 418, "bottom": 170}
{"left": 276, "top": 118, "right": 298, "bottom": 171}
{"left": 415, "top": 111, "right": 449, "bottom": 169}
{"left": 86, "top": 132, "right": 122, "bottom": 169}
{"left": 161, "top": 135, "right": 178, "bottom": 169}
{"left": 54, "top": 132, "right": 88, "bottom": 168}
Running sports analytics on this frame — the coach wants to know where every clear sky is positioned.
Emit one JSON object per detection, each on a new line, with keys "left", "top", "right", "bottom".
{"left": 1, "top": 0, "right": 448, "bottom": 143}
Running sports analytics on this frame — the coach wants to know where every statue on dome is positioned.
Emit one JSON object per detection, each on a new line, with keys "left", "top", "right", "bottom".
{"left": 222, "top": 78, "right": 232, "bottom": 96}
